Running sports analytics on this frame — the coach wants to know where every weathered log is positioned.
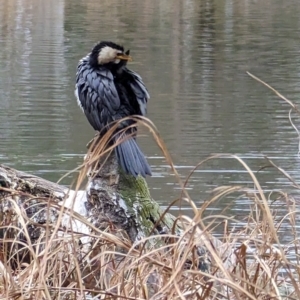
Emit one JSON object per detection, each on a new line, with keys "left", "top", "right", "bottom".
{"left": 0, "top": 149, "right": 172, "bottom": 242}
{"left": 0, "top": 138, "right": 235, "bottom": 280}
{"left": 0, "top": 165, "right": 64, "bottom": 241}
{"left": 83, "top": 148, "right": 176, "bottom": 242}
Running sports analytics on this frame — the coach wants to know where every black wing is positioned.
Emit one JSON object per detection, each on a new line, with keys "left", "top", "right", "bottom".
{"left": 75, "top": 56, "right": 121, "bottom": 131}
{"left": 124, "top": 68, "right": 150, "bottom": 116}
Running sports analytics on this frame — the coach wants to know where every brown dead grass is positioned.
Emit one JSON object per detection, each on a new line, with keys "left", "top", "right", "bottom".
{"left": 0, "top": 74, "right": 300, "bottom": 299}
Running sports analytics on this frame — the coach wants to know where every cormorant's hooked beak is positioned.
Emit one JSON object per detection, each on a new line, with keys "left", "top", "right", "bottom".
{"left": 116, "top": 50, "right": 132, "bottom": 62}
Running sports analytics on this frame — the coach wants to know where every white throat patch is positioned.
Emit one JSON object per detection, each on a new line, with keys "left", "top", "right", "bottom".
{"left": 97, "top": 46, "right": 120, "bottom": 64}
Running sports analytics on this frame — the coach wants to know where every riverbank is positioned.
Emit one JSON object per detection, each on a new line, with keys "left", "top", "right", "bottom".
{"left": 0, "top": 76, "right": 299, "bottom": 299}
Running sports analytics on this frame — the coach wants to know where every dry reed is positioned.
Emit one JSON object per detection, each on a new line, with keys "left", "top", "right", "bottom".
{"left": 0, "top": 74, "right": 300, "bottom": 299}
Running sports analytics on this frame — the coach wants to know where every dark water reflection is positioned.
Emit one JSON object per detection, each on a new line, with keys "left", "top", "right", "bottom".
{"left": 1, "top": 0, "right": 300, "bottom": 229}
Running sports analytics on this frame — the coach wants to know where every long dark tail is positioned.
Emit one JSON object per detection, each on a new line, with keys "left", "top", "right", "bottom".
{"left": 114, "top": 134, "right": 152, "bottom": 178}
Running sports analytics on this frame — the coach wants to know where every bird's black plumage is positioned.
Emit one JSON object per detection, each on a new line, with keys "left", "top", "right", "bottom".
{"left": 75, "top": 41, "right": 151, "bottom": 177}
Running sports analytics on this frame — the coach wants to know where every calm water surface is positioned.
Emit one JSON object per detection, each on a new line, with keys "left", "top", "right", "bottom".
{"left": 1, "top": 0, "right": 300, "bottom": 230}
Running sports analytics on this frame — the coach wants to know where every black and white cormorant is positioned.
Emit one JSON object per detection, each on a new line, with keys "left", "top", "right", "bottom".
{"left": 75, "top": 41, "right": 152, "bottom": 177}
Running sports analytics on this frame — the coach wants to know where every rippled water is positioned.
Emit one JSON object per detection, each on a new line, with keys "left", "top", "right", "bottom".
{"left": 1, "top": 0, "right": 300, "bottom": 223}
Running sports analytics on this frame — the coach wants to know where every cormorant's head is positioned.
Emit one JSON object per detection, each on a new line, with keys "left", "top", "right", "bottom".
{"left": 90, "top": 41, "right": 132, "bottom": 67}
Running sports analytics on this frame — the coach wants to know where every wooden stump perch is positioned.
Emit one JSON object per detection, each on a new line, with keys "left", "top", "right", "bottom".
{"left": 84, "top": 159, "right": 173, "bottom": 247}
{"left": 0, "top": 142, "right": 177, "bottom": 245}
{"left": 0, "top": 136, "right": 236, "bottom": 285}
{"left": 0, "top": 160, "right": 169, "bottom": 240}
